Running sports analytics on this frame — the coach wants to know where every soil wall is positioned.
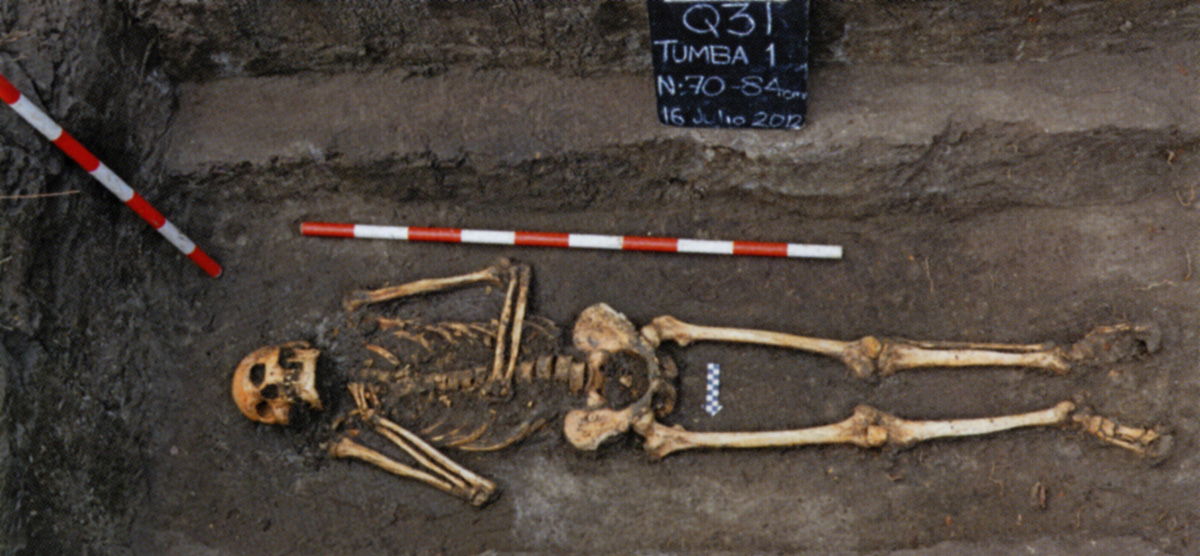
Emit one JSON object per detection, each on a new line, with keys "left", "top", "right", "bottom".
{"left": 0, "top": 0, "right": 178, "bottom": 552}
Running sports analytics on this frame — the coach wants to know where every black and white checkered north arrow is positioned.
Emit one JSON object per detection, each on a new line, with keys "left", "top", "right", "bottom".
{"left": 704, "top": 363, "right": 723, "bottom": 416}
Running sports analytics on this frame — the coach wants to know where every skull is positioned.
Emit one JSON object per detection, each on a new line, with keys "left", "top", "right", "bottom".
{"left": 231, "top": 341, "right": 323, "bottom": 425}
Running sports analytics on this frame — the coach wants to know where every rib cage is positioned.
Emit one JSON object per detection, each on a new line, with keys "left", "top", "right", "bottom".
{"left": 361, "top": 353, "right": 590, "bottom": 398}
{"left": 351, "top": 316, "right": 591, "bottom": 452}
{"left": 354, "top": 315, "right": 587, "bottom": 399}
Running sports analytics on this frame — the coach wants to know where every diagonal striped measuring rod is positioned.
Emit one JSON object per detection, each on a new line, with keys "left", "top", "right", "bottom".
{"left": 0, "top": 72, "right": 221, "bottom": 277}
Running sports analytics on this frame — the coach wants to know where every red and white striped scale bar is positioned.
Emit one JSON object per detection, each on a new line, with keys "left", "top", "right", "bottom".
{"left": 301, "top": 222, "right": 843, "bottom": 259}
{"left": 0, "top": 73, "right": 221, "bottom": 277}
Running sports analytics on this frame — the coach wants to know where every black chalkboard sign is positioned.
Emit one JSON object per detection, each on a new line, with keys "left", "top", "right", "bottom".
{"left": 647, "top": 0, "right": 809, "bottom": 130}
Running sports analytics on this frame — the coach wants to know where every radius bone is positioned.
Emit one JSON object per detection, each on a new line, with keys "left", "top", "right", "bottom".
{"left": 330, "top": 383, "right": 499, "bottom": 506}
{"left": 329, "top": 438, "right": 467, "bottom": 499}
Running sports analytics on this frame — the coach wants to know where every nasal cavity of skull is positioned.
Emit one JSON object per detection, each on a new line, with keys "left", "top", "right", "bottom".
{"left": 260, "top": 384, "right": 281, "bottom": 399}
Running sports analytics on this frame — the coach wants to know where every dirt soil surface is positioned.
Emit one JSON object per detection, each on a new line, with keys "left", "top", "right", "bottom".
{"left": 3, "top": 1, "right": 1200, "bottom": 555}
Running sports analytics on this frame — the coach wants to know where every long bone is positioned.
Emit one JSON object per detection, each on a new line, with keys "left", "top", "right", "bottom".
{"left": 329, "top": 438, "right": 476, "bottom": 501}
{"left": 499, "top": 264, "right": 533, "bottom": 394}
{"left": 483, "top": 263, "right": 533, "bottom": 397}
{"left": 642, "top": 316, "right": 1157, "bottom": 379}
{"left": 371, "top": 416, "right": 498, "bottom": 503}
{"left": 343, "top": 260, "right": 511, "bottom": 312}
{"left": 484, "top": 264, "right": 519, "bottom": 395}
{"left": 329, "top": 383, "right": 497, "bottom": 506}
{"left": 632, "top": 401, "right": 1163, "bottom": 459}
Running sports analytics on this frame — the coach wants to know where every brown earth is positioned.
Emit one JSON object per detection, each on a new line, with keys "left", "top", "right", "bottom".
{"left": 2, "top": 1, "right": 1199, "bottom": 554}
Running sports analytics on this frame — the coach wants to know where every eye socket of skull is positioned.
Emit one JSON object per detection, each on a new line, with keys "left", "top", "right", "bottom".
{"left": 231, "top": 342, "right": 323, "bottom": 425}
{"left": 278, "top": 346, "right": 300, "bottom": 369}
{"left": 248, "top": 363, "right": 266, "bottom": 386}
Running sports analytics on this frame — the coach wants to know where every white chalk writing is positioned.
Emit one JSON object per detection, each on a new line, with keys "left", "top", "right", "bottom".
{"left": 678, "top": 3, "right": 768, "bottom": 38}
{"left": 653, "top": 40, "right": 751, "bottom": 65}
{"left": 649, "top": 0, "right": 807, "bottom": 129}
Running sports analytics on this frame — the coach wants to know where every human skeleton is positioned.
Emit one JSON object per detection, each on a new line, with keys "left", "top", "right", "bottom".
{"left": 230, "top": 259, "right": 1167, "bottom": 506}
